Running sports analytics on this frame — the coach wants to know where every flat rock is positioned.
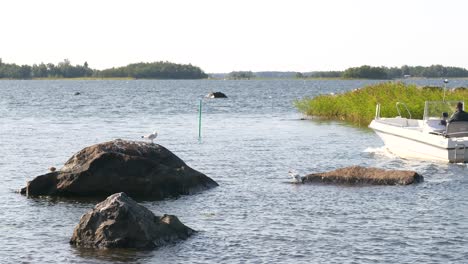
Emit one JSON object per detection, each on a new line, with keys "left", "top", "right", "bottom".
{"left": 70, "top": 192, "right": 194, "bottom": 249}
{"left": 20, "top": 139, "right": 218, "bottom": 199}
{"left": 302, "top": 166, "right": 423, "bottom": 185}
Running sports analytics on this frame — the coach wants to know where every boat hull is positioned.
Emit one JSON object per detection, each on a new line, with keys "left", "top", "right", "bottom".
{"left": 370, "top": 119, "right": 468, "bottom": 163}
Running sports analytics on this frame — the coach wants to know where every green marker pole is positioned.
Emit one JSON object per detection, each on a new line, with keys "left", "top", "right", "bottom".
{"left": 198, "top": 99, "right": 202, "bottom": 140}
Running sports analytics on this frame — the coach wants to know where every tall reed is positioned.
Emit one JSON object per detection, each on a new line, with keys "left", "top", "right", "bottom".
{"left": 294, "top": 82, "right": 468, "bottom": 126}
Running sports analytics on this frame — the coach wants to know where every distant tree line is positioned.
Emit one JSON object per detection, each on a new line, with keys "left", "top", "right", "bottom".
{"left": 227, "top": 71, "right": 255, "bottom": 80}
{"left": 97, "top": 62, "right": 207, "bottom": 79}
{"left": 342, "top": 65, "right": 388, "bottom": 79}
{"left": 306, "top": 71, "right": 342, "bottom": 78}
{"left": 0, "top": 59, "right": 93, "bottom": 79}
{"left": 295, "top": 65, "right": 468, "bottom": 79}
{"left": 342, "top": 65, "right": 468, "bottom": 79}
{"left": 0, "top": 59, "right": 207, "bottom": 79}
{"left": 2, "top": 58, "right": 468, "bottom": 80}
{"left": 399, "top": 65, "right": 468, "bottom": 78}
{"left": 0, "top": 59, "right": 33, "bottom": 79}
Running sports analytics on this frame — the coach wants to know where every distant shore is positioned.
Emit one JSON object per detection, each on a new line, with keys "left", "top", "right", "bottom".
{"left": 35, "top": 77, "right": 135, "bottom": 80}
{"left": 2, "top": 58, "right": 468, "bottom": 80}
{"left": 2, "top": 76, "right": 468, "bottom": 81}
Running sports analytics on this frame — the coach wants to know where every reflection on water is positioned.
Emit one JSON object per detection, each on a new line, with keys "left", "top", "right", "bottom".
{"left": 71, "top": 247, "right": 153, "bottom": 264}
{"left": 1, "top": 79, "right": 468, "bottom": 263}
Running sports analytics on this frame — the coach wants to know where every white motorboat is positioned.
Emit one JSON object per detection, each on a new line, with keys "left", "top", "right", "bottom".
{"left": 369, "top": 101, "right": 468, "bottom": 163}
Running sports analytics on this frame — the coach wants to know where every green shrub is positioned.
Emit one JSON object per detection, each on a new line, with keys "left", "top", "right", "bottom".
{"left": 294, "top": 82, "right": 468, "bottom": 126}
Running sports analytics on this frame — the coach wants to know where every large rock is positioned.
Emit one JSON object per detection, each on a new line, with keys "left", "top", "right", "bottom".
{"left": 302, "top": 166, "right": 423, "bottom": 185}
{"left": 70, "top": 192, "right": 194, "bottom": 249}
{"left": 20, "top": 139, "right": 218, "bottom": 199}
{"left": 206, "top": 92, "right": 227, "bottom": 98}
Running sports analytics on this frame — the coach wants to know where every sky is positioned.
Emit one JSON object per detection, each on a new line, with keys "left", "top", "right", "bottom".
{"left": 1, "top": 0, "right": 468, "bottom": 73}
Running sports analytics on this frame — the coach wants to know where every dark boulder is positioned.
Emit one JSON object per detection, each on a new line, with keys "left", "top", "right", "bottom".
{"left": 70, "top": 192, "right": 194, "bottom": 249}
{"left": 20, "top": 139, "right": 218, "bottom": 199}
{"left": 206, "top": 92, "right": 227, "bottom": 98}
{"left": 302, "top": 166, "right": 423, "bottom": 185}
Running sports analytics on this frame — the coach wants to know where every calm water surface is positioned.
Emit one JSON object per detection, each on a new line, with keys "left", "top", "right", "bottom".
{"left": 1, "top": 79, "right": 467, "bottom": 263}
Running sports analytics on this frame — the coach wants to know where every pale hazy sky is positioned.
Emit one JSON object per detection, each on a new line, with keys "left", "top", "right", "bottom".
{"left": 1, "top": 0, "right": 467, "bottom": 72}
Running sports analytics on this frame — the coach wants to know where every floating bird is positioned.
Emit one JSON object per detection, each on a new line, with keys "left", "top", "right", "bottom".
{"left": 288, "top": 169, "right": 303, "bottom": 184}
{"left": 142, "top": 131, "right": 158, "bottom": 143}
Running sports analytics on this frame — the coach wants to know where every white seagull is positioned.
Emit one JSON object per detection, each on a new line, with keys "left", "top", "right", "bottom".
{"left": 142, "top": 131, "right": 158, "bottom": 143}
{"left": 288, "top": 169, "right": 303, "bottom": 184}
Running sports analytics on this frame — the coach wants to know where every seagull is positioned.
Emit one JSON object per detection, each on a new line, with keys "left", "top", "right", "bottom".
{"left": 288, "top": 169, "right": 303, "bottom": 184}
{"left": 142, "top": 131, "right": 158, "bottom": 143}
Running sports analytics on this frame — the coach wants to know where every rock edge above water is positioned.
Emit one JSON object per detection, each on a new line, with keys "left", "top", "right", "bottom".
{"left": 70, "top": 192, "right": 194, "bottom": 249}
{"left": 302, "top": 166, "right": 423, "bottom": 185}
{"left": 20, "top": 139, "right": 218, "bottom": 199}
{"left": 206, "top": 92, "right": 227, "bottom": 98}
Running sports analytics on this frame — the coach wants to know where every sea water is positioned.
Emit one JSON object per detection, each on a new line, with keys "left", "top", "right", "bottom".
{"left": 1, "top": 79, "right": 467, "bottom": 263}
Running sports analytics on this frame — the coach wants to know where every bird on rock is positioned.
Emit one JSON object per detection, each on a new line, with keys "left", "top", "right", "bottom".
{"left": 288, "top": 169, "right": 303, "bottom": 184}
{"left": 142, "top": 131, "right": 158, "bottom": 143}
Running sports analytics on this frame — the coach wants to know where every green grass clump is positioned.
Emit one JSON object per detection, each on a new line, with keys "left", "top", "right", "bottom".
{"left": 294, "top": 82, "right": 468, "bottom": 126}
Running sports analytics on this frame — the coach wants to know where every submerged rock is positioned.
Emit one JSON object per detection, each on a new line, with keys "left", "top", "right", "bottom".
{"left": 70, "top": 192, "right": 194, "bottom": 249}
{"left": 20, "top": 139, "right": 218, "bottom": 199}
{"left": 302, "top": 166, "right": 423, "bottom": 185}
{"left": 206, "top": 92, "right": 227, "bottom": 98}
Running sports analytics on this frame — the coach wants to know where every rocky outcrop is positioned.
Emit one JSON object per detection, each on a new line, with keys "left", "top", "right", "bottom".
{"left": 206, "top": 92, "right": 227, "bottom": 98}
{"left": 20, "top": 139, "right": 218, "bottom": 199}
{"left": 302, "top": 166, "right": 423, "bottom": 185}
{"left": 70, "top": 192, "right": 194, "bottom": 249}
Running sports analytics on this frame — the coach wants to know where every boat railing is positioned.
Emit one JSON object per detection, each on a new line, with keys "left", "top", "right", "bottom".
{"left": 396, "top": 102, "right": 412, "bottom": 119}
{"left": 375, "top": 103, "right": 381, "bottom": 119}
{"left": 374, "top": 103, "right": 417, "bottom": 127}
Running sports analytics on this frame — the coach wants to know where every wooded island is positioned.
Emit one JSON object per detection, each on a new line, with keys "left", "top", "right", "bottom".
{"left": 0, "top": 59, "right": 207, "bottom": 79}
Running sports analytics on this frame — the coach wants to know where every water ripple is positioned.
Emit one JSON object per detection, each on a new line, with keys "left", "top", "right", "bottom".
{"left": 1, "top": 80, "right": 468, "bottom": 263}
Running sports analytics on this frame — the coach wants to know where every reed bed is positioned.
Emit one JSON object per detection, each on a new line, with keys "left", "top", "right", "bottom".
{"left": 294, "top": 82, "right": 468, "bottom": 126}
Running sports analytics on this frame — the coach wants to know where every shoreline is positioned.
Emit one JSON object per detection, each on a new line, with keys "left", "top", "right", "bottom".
{"left": 1, "top": 77, "right": 468, "bottom": 81}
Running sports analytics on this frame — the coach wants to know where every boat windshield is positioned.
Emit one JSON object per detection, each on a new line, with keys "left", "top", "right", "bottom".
{"left": 423, "top": 101, "right": 462, "bottom": 120}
